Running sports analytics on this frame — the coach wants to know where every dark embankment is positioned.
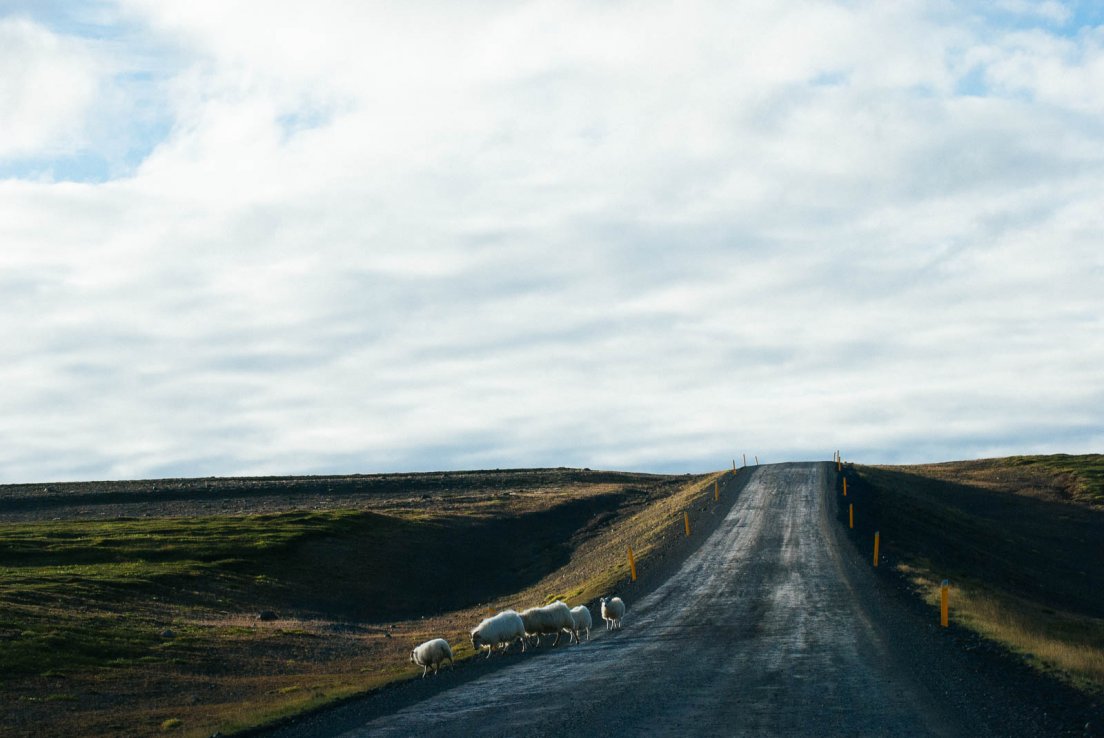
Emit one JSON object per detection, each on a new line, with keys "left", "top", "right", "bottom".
{"left": 838, "top": 455, "right": 1104, "bottom": 693}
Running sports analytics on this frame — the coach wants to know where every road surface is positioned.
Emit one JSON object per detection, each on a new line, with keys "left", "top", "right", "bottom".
{"left": 267, "top": 462, "right": 1078, "bottom": 737}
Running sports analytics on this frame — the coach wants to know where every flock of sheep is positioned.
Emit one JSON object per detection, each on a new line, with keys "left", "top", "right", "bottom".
{"left": 410, "top": 596, "right": 627, "bottom": 677}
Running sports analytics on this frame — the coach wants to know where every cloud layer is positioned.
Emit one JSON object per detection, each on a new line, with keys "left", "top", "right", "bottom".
{"left": 2, "top": 1, "right": 1102, "bottom": 482}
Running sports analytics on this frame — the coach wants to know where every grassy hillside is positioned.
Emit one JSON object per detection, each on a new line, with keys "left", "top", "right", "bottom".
{"left": 841, "top": 454, "right": 1104, "bottom": 693}
{"left": 0, "top": 468, "right": 738, "bottom": 737}
{"left": 891, "top": 453, "right": 1104, "bottom": 505}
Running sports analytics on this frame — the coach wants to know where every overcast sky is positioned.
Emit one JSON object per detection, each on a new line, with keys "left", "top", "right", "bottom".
{"left": 2, "top": 1, "right": 1102, "bottom": 483}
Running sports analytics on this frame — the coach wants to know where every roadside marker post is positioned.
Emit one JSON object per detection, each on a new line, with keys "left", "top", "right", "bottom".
{"left": 627, "top": 546, "right": 637, "bottom": 582}
{"left": 743, "top": 453, "right": 747, "bottom": 467}
{"left": 941, "top": 580, "right": 950, "bottom": 627}
{"left": 755, "top": 455, "right": 759, "bottom": 465}
{"left": 684, "top": 511, "right": 691, "bottom": 537}
{"left": 873, "top": 531, "right": 880, "bottom": 567}
{"left": 843, "top": 478, "right": 848, "bottom": 497}
{"left": 732, "top": 459, "right": 736, "bottom": 472}
{"left": 849, "top": 504, "right": 854, "bottom": 529}
{"left": 837, "top": 456, "right": 841, "bottom": 472}
{"left": 714, "top": 480, "right": 719, "bottom": 501}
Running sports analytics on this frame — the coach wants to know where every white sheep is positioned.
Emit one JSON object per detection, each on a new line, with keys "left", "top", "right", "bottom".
{"left": 600, "top": 596, "right": 625, "bottom": 630}
{"left": 410, "top": 638, "right": 453, "bottom": 677}
{"left": 520, "top": 601, "right": 575, "bottom": 647}
{"left": 569, "top": 605, "right": 592, "bottom": 643}
{"left": 470, "top": 610, "right": 527, "bottom": 658}
{"left": 518, "top": 608, "right": 544, "bottom": 646}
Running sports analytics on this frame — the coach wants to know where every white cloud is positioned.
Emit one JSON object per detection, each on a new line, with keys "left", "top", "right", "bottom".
{"left": 0, "top": 18, "right": 106, "bottom": 159}
{"left": 1, "top": 1, "right": 1102, "bottom": 482}
{"left": 982, "top": 26, "right": 1104, "bottom": 113}
{"left": 992, "top": 0, "right": 1072, "bottom": 25}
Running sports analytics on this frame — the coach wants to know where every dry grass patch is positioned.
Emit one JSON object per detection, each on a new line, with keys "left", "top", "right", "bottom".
{"left": 899, "top": 564, "right": 1104, "bottom": 692}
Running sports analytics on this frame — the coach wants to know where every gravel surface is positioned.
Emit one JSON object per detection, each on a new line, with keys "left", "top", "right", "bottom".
{"left": 264, "top": 462, "right": 1103, "bottom": 737}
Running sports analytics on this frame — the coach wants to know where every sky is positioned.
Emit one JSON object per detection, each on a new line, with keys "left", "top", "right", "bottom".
{"left": 1, "top": 0, "right": 1102, "bottom": 483}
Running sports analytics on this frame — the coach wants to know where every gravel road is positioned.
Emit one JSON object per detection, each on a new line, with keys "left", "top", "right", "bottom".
{"left": 272, "top": 462, "right": 1021, "bottom": 737}
{"left": 267, "top": 464, "right": 931, "bottom": 733}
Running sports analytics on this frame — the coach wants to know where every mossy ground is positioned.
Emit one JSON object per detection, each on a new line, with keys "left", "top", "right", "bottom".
{"left": 0, "top": 469, "right": 730, "bottom": 737}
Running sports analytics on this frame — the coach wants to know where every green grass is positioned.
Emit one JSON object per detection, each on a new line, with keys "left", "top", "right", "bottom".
{"left": 1003, "top": 453, "right": 1104, "bottom": 503}
{"left": 0, "top": 471, "right": 724, "bottom": 737}
{"left": 0, "top": 510, "right": 408, "bottom": 676}
{"left": 0, "top": 490, "right": 641, "bottom": 678}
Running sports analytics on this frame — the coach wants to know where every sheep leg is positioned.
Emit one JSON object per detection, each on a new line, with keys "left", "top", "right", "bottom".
{"left": 422, "top": 664, "right": 428, "bottom": 678}
{"left": 552, "top": 630, "right": 562, "bottom": 647}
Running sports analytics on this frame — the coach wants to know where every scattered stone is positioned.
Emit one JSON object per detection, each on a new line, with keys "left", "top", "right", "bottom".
{"left": 160, "top": 629, "right": 176, "bottom": 639}
{"left": 257, "top": 610, "right": 279, "bottom": 622}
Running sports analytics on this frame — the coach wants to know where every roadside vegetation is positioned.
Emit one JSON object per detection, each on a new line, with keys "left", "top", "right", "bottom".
{"left": 0, "top": 468, "right": 733, "bottom": 738}
{"left": 843, "top": 454, "right": 1104, "bottom": 693}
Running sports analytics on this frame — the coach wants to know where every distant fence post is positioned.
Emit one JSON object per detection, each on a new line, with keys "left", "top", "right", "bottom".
{"left": 743, "top": 453, "right": 747, "bottom": 467}
{"left": 627, "top": 546, "right": 637, "bottom": 581}
{"left": 755, "top": 455, "right": 759, "bottom": 465}
{"left": 941, "top": 580, "right": 950, "bottom": 627}
{"left": 684, "top": 511, "right": 691, "bottom": 537}
{"left": 873, "top": 531, "right": 880, "bottom": 567}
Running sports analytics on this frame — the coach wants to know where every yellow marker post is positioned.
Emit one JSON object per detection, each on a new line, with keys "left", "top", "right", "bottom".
{"left": 843, "top": 478, "right": 847, "bottom": 497}
{"left": 627, "top": 546, "right": 637, "bottom": 581}
{"left": 837, "top": 457, "right": 841, "bottom": 472}
{"left": 941, "top": 580, "right": 950, "bottom": 627}
{"left": 714, "top": 480, "right": 719, "bottom": 501}
{"left": 873, "top": 531, "right": 880, "bottom": 567}
{"left": 684, "top": 511, "right": 691, "bottom": 537}
{"left": 849, "top": 503, "right": 854, "bottom": 529}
